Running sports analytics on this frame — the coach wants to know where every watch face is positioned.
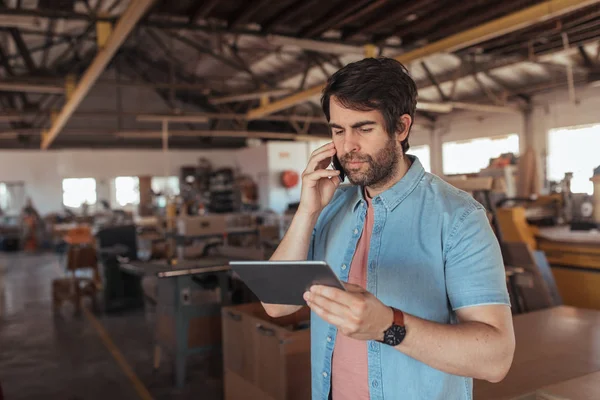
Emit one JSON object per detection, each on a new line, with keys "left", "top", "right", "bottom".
{"left": 383, "top": 324, "right": 406, "bottom": 346}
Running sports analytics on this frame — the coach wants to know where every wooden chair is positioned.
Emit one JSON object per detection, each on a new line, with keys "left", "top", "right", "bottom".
{"left": 53, "top": 244, "right": 100, "bottom": 314}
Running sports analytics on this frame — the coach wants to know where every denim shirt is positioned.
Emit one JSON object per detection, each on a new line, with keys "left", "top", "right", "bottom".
{"left": 307, "top": 156, "right": 510, "bottom": 400}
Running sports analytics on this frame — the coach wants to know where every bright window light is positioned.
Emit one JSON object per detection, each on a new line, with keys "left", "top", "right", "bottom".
{"left": 407, "top": 145, "right": 431, "bottom": 172}
{"left": 443, "top": 134, "right": 519, "bottom": 175}
{"left": 115, "top": 176, "right": 140, "bottom": 206}
{"left": 151, "top": 176, "right": 180, "bottom": 196}
{"left": 548, "top": 124, "right": 600, "bottom": 194}
{"left": 0, "top": 183, "right": 7, "bottom": 211}
{"left": 62, "top": 178, "right": 97, "bottom": 208}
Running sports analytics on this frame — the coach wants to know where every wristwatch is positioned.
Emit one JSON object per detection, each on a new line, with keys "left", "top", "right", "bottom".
{"left": 378, "top": 307, "right": 406, "bottom": 346}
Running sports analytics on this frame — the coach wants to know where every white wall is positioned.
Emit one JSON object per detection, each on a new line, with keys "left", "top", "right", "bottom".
{"left": 266, "top": 142, "right": 312, "bottom": 214}
{"left": 0, "top": 149, "right": 235, "bottom": 214}
{"left": 0, "top": 143, "right": 325, "bottom": 216}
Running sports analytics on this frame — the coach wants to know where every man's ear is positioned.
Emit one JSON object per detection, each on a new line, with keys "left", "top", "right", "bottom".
{"left": 395, "top": 114, "right": 412, "bottom": 144}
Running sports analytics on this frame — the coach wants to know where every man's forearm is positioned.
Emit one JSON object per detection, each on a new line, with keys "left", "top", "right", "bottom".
{"left": 262, "top": 211, "right": 319, "bottom": 317}
{"left": 393, "top": 311, "right": 515, "bottom": 383}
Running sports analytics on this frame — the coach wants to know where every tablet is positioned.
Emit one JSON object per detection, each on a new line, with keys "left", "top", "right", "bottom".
{"left": 228, "top": 260, "right": 345, "bottom": 305}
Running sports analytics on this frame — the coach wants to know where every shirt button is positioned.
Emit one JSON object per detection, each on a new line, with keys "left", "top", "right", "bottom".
{"left": 370, "top": 342, "right": 377, "bottom": 350}
{"left": 327, "top": 336, "right": 332, "bottom": 342}
{"left": 341, "top": 264, "right": 347, "bottom": 270}
{"left": 353, "top": 228, "right": 358, "bottom": 235}
{"left": 323, "top": 372, "right": 328, "bottom": 378}
{"left": 372, "top": 380, "right": 379, "bottom": 388}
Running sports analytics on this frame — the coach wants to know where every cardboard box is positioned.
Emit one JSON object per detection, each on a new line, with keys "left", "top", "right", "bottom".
{"left": 222, "top": 303, "right": 311, "bottom": 400}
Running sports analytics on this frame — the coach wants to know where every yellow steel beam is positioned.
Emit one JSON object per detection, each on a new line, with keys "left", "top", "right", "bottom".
{"left": 246, "top": 0, "right": 599, "bottom": 120}
{"left": 364, "top": 44, "right": 378, "bottom": 58}
{"left": 96, "top": 14, "right": 113, "bottom": 50}
{"left": 41, "top": 0, "right": 155, "bottom": 149}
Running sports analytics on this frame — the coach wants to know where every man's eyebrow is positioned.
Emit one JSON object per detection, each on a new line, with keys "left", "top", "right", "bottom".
{"left": 351, "top": 120, "right": 377, "bottom": 129}
{"left": 328, "top": 121, "right": 377, "bottom": 130}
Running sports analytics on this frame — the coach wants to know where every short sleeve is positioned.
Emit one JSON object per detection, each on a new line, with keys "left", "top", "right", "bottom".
{"left": 444, "top": 206, "right": 510, "bottom": 310}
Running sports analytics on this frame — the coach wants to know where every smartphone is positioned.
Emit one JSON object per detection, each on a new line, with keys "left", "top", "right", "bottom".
{"left": 332, "top": 155, "right": 345, "bottom": 182}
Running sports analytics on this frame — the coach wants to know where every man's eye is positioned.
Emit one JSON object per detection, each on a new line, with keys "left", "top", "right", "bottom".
{"left": 359, "top": 128, "right": 372, "bottom": 133}
{"left": 334, "top": 130, "right": 344, "bottom": 135}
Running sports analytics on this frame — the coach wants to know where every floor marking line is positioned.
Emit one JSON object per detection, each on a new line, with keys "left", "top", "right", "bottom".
{"left": 83, "top": 307, "right": 154, "bottom": 400}
{"left": 54, "top": 256, "right": 152, "bottom": 399}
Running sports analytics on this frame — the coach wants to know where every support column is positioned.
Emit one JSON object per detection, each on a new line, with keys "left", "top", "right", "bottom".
{"left": 430, "top": 125, "right": 444, "bottom": 177}
{"left": 521, "top": 106, "right": 534, "bottom": 154}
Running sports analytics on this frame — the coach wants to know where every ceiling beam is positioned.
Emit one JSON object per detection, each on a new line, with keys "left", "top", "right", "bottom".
{"left": 229, "top": 0, "right": 271, "bottom": 29}
{"left": 0, "top": 8, "right": 404, "bottom": 51}
{"left": 329, "top": 0, "right": 390, "bottom": 32}
{"left": 299, "top": 0, "right": 375, "bottom": 38}
{"left": 136, "top": 112, "right": 329, "bottom": 124}
{"left": 0, "top": 81, "right": 65, "bottom": 94}
{"left": 449, "top": 101, "right": 520, "bottom": 113}
{"left": 188, "top": 0, "right": 219, "bottom": 23}
{"left": 266, "top": 34, "right": 366, "bottom": 55}
{"left": 165, "top": 30, "right": 262, "bottom": 81}
{"left": 0, "top": 77, "right": 212, "bottom": 91}
{"left": 260, "top": 0, "right": 321, "bottom": 33}
{"left": 409, "top": 0, "right": 540, "bottom": 50}
{"left": 116, "top": 130, "right": 329, "bottom": 141}
{"left": 8, "top": 28, "right": 36, "bottom": 73}
{"left": 343, "top": 0, "right": 439, "bottom": 41}
{"left": 420, "top": 61, "right": 448, "bottom": 101}
{"left": 246, "top": 0, "right": 599, "bottom": 120}
{"left": 382, "top": 0, "right": 485, "bottom": 44}
{"left": 209, "top": 88, "right": 292, "bottom": 105}
{"left": 41, "top": 0, "right": 155, "bottom": 149}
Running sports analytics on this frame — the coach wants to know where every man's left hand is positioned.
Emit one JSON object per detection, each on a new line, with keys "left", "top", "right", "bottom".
{"left": 304, "top": 283, "right": 393, "bottom": 341}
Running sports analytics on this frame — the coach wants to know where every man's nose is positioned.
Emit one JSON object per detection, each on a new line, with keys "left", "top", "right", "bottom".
{"left": 342, "top": 132, "right": 360, "bottom": 154}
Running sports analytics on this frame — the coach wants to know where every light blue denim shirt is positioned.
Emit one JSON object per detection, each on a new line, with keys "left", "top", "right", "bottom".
{"left": 307, "top": 156, "right": 510, "bottom": 400}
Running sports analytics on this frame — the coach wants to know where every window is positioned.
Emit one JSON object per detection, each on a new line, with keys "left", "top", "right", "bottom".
{"left": 114, "top": 176, "right": 140, "bottom": 206}
{"left": 151, "top": 176, "right": 180, "bottom": 196}
{"left": 443, "top": 134, "right": 519, "bottom": 175}
{"left": 548, "top": 124, "right": 600, "bottom": 194}
{"left": 407, "top": 145, "right": 431, "bottom": 172}
{"left": 0, "top": 183, "right": 7, "bottom": 212}
{"left": 0, "top": 182, "right": 25, "bottom": 215}
{"left": 62, "top": 178, "right": 96, "bottom": 208}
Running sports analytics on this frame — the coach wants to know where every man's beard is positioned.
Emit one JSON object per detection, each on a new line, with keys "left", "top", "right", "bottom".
{"left": 341, "top": 139, "right": 399, "bottom": 188}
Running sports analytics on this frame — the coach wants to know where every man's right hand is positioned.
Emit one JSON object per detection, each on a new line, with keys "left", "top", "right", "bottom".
{"left": 298, "top": 142, "right": 342, "bottom": 216}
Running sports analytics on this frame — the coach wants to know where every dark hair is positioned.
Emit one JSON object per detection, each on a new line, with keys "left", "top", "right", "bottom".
{"left": 321, "top": 57, "right": 418, "bottom": 153}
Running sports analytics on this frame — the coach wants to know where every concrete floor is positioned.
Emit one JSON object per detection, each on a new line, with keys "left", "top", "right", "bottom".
{"left": 0, "top": 252, "right": 222, "bottom": 400}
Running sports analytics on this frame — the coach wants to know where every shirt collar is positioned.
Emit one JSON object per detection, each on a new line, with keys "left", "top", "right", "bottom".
{"left": 351, "top": 155, "right": 425, "bottom": 212}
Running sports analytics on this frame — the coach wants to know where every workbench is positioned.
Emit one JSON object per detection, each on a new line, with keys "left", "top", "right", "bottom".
{"left": 474, "top": 306, "right": 600, "bottom": 399}
{"left": 121, "top": 256, "right": 233, "bottom": 388}
{"left": 536, "top": 226, "right": 600, "bottom": 310}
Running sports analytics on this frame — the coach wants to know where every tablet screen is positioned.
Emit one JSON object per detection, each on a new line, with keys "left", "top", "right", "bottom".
{"left": 229, "top": 260, "right": 345, "bottom": 305}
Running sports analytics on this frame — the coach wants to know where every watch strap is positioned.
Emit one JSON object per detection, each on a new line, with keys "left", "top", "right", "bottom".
{"left": 391, "top": 307, "right": 405, "bottom": 327}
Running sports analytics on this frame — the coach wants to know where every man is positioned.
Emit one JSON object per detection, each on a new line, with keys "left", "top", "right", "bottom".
{"left": 262, "top": 58, "right": 515, "bottom": 400}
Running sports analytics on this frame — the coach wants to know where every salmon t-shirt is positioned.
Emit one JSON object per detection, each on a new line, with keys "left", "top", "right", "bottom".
{"left": 331, "top": 193, "right": 374, "bottom": 400}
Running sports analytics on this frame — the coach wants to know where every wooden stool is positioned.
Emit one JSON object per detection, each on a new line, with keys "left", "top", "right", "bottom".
{"left": 52, "top": 277, "right": 98, "bottom": 314}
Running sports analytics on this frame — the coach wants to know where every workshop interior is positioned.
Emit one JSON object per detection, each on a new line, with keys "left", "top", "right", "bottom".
{"left": 0, "top": 0, "right": 600, "bottom": 399}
